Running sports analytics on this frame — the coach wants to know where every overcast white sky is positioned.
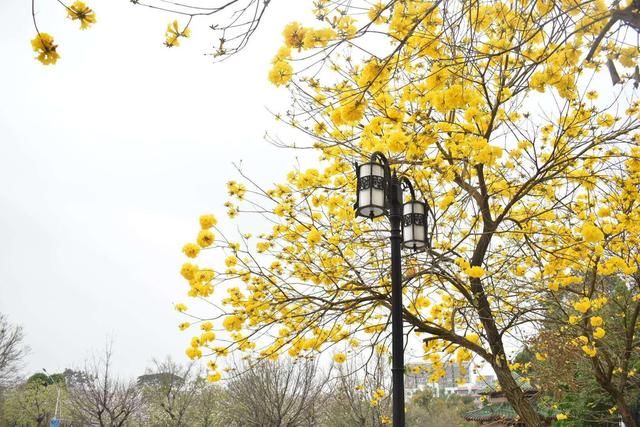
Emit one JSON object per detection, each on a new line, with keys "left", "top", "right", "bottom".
{"left": 0, "top": 0, "right": 311, "bottom": 378}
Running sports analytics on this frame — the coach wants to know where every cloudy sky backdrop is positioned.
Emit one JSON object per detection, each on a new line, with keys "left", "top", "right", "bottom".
{"left": 0, "top": 0, "right": 310, "bottom": 378}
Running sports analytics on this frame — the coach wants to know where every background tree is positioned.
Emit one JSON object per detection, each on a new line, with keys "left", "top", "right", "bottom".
{"left": 0, "top": 372, "right": 67, "bottom": 427}
{"left": 530, "top": 273, "right": 640, "bottom": 426}
{"left": 137, "top": 357, "right": 204, "bottom": 426}
{"left": 66, "top": 345, "right": 142, "bottom": 426}
{"left": 174, "top": 2, "right": 640, "bottom": 426}
{"left": 185, "top": 380, "right": 226, "bottom": 427}
{"left": 323, "top": 354, "right": 391, "bottom": 427}
{"left": 219, "top": 357, "right": 329, "bottom": 426}
{"left": 530, "top": 328, "right": 620, "bottom": 426}
{"left": 0, "top": 313, "right": 27, "bottom": 388}
{"left": 406, "top": 388, "right": 475, "bottom": 427}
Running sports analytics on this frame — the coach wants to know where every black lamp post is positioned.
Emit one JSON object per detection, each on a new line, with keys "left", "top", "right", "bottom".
{"left": 354, "top": 151, "right": 429, "bottom": 427}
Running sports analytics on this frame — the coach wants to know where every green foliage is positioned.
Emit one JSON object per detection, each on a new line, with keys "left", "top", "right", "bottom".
{"left": 531, "top": 274, "right": 640, "bottom": 425}
{"left": 0, "top": 381, "right": 64, "bottom": 427}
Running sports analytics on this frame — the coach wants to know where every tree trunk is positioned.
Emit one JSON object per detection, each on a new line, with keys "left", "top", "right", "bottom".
{"left": 616, "top": 394, "right": 637, "bottom": 427}
{"left": 493, "top": 364, "right": 545, "bottom": 427}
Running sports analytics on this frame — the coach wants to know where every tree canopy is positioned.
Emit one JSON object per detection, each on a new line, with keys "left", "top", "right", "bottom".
{"left": 170, "top": 2, "right": 640, "bottom": 426}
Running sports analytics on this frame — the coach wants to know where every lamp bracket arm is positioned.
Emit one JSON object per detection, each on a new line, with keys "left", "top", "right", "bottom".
{"left": 399, "top": 176, "right": 416, "bottom": 200}
{"left": 370, "top": 151, "right": 392, "bottom": 185}
{"left": 370, "top": 151, "right": 390, "bottom": 170}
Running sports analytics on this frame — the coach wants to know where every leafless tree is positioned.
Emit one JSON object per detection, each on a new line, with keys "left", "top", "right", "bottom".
{"left": 0, "top": 313, "right": 27, "bottom": 388}
{"left": 323, "top": 353, "right": 391, "bottom": 427}
{"left": 191, "top": 381, "right": 226, "bottom": 427}
{"left": 66, "top": 344, "right": 142, "bottom": 426}
{"left": 221, "top": 357, "right": 330, "bottom": 426}
{"left": 137, "top": 357, "right": 203, "bottom": 426}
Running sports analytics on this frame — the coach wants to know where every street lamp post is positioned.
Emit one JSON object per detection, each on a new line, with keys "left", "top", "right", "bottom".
{"left": 43, "top": 368, "right": 62, "bottom": 427}
{"left": 354, "top": 152, "right": 428, "bottom": 427}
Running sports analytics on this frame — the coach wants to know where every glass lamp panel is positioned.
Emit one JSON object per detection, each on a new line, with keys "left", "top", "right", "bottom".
{"left": 412, "top": 202, "right": 425, "bottom": 215}
{"left": 403, "top": 224, "right": 414, "bottom": 242}
{"left": 411, "top": 226, "right": 425, "bottom": 249}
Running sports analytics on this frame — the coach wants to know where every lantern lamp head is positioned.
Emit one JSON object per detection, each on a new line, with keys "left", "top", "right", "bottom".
{"left": 354, "top": 153, "right": 389, "bottom": 218}
{"left": 402, "top": 199, "right": 428, "bottom": 250}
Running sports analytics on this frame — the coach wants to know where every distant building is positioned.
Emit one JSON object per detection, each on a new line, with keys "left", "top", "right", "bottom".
{"left": 404, "top": 361, "right": 492, "bottom": 399}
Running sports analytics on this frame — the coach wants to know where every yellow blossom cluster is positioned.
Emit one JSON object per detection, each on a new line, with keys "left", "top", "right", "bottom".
{"left": 31, "top": 0, "right": 97, "bottom": 65}
{"left": 31, "top": 33, "right": 60, "bottom": 65}
{"left": 66, "top": 1, "right": 96, "bottom": 30}
{"left": 164, "top": 20, "right": 191, "bottom": 48}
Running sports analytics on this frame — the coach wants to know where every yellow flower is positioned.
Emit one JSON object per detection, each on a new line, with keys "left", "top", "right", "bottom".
{"left": 227, "top": 181, "right": 247, "bottom": 198}
{"left": 178, "top": 322, "right": 190, "bottom": 331}
{"left": 31, "top": 33, "right": 60, "bottom": 65}
{"left": 581, "top": 344, "right": 597, "bottom": 357}
{"left": 268, "top": 60, "right": 293, "bottom": 86}
{"left": 535, "top": 352, "right": 547, "bottom": 361}
{"left": 283, "top": 22, "right": 307, "bottom": 49}
{"left": 207, "top": 371, "right": 222, "bottom": 382}
{"left": 590, "top": 316, "right": 603, "bottom": 327}
{"left": 556, "top": 413, "right": 568, "bottom": 421}
{"left": 465, "top": 333, "right": 481, "bottom": 345}
{"left": 224, "top": 202, "right": 239, "bottom": 218}
{"left": 225, "top": 256, "right": 238, "bottom": 267}
{"left": 174, "top": 303, "right": 187, "bottom": 312}
{"left": 307, "top": 228, "right": 322, "bottom": 246}
{"left": 180, "top": 263, "right": 198, "bottom": 280}
{"left": 199, "top": 214, "right": 217, "bottom": 229}
{"left": 256, "top": 241, "right": 272, "bottom": 253}
{"left": 573, "top": 298, "right": 591, "bottom": 314}
{"left": 212, "top": 346, "right": 229, "bottom": 357}
{"left": 586, "top": 90, "right": 598, "bottom": 100}
{"left": 182, "top": 243, "right": 200, "bottom": 258}
{"left": 581, "top": 222, "right": 604, "bottom": 243}
{"left": 333, "top": 353, "right": 347, "bottom": 363}
{"left": 368, "top": 2, "right": 387, "bottom": 24}
{"left": 201, "top": 331, "right": 216, "bottom": 342}
{"left": 569, "top": 315, "right": 581, "bottom": 325}
{"left": 185, "top": 346, "right": 201, "bottom": 359}
{"left": 222, "top": 315, "right": 243, "bottom": 332}
{"left": 165, "top": 20, "right": 191, "bottom": 47}
{"left": 465, "top": 266, "right": 486, "bottom": 278}
{"left": 67, "top": 1, "right": 97, "bottom": 30}
{"left": 597, "top": 113, "right": 615, "bottom": 128}
{"left": 302, "top": 28, "right": 336, "bottom": 49}
{"left": 201, "top": 321, "right": 213, "bottom": 331}
{"left": 593, "top": 327, "right": 606, "bottom": 339}
{"left": 197, "top": 229, "right": 214, "bottom": 248}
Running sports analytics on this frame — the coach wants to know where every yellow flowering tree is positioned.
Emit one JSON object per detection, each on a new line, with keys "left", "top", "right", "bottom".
{"left": 531, "top": 272, "right": 640, "bottom": 425}
{"left": 172, "top": 2, "right": 640, "bottom": 426}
